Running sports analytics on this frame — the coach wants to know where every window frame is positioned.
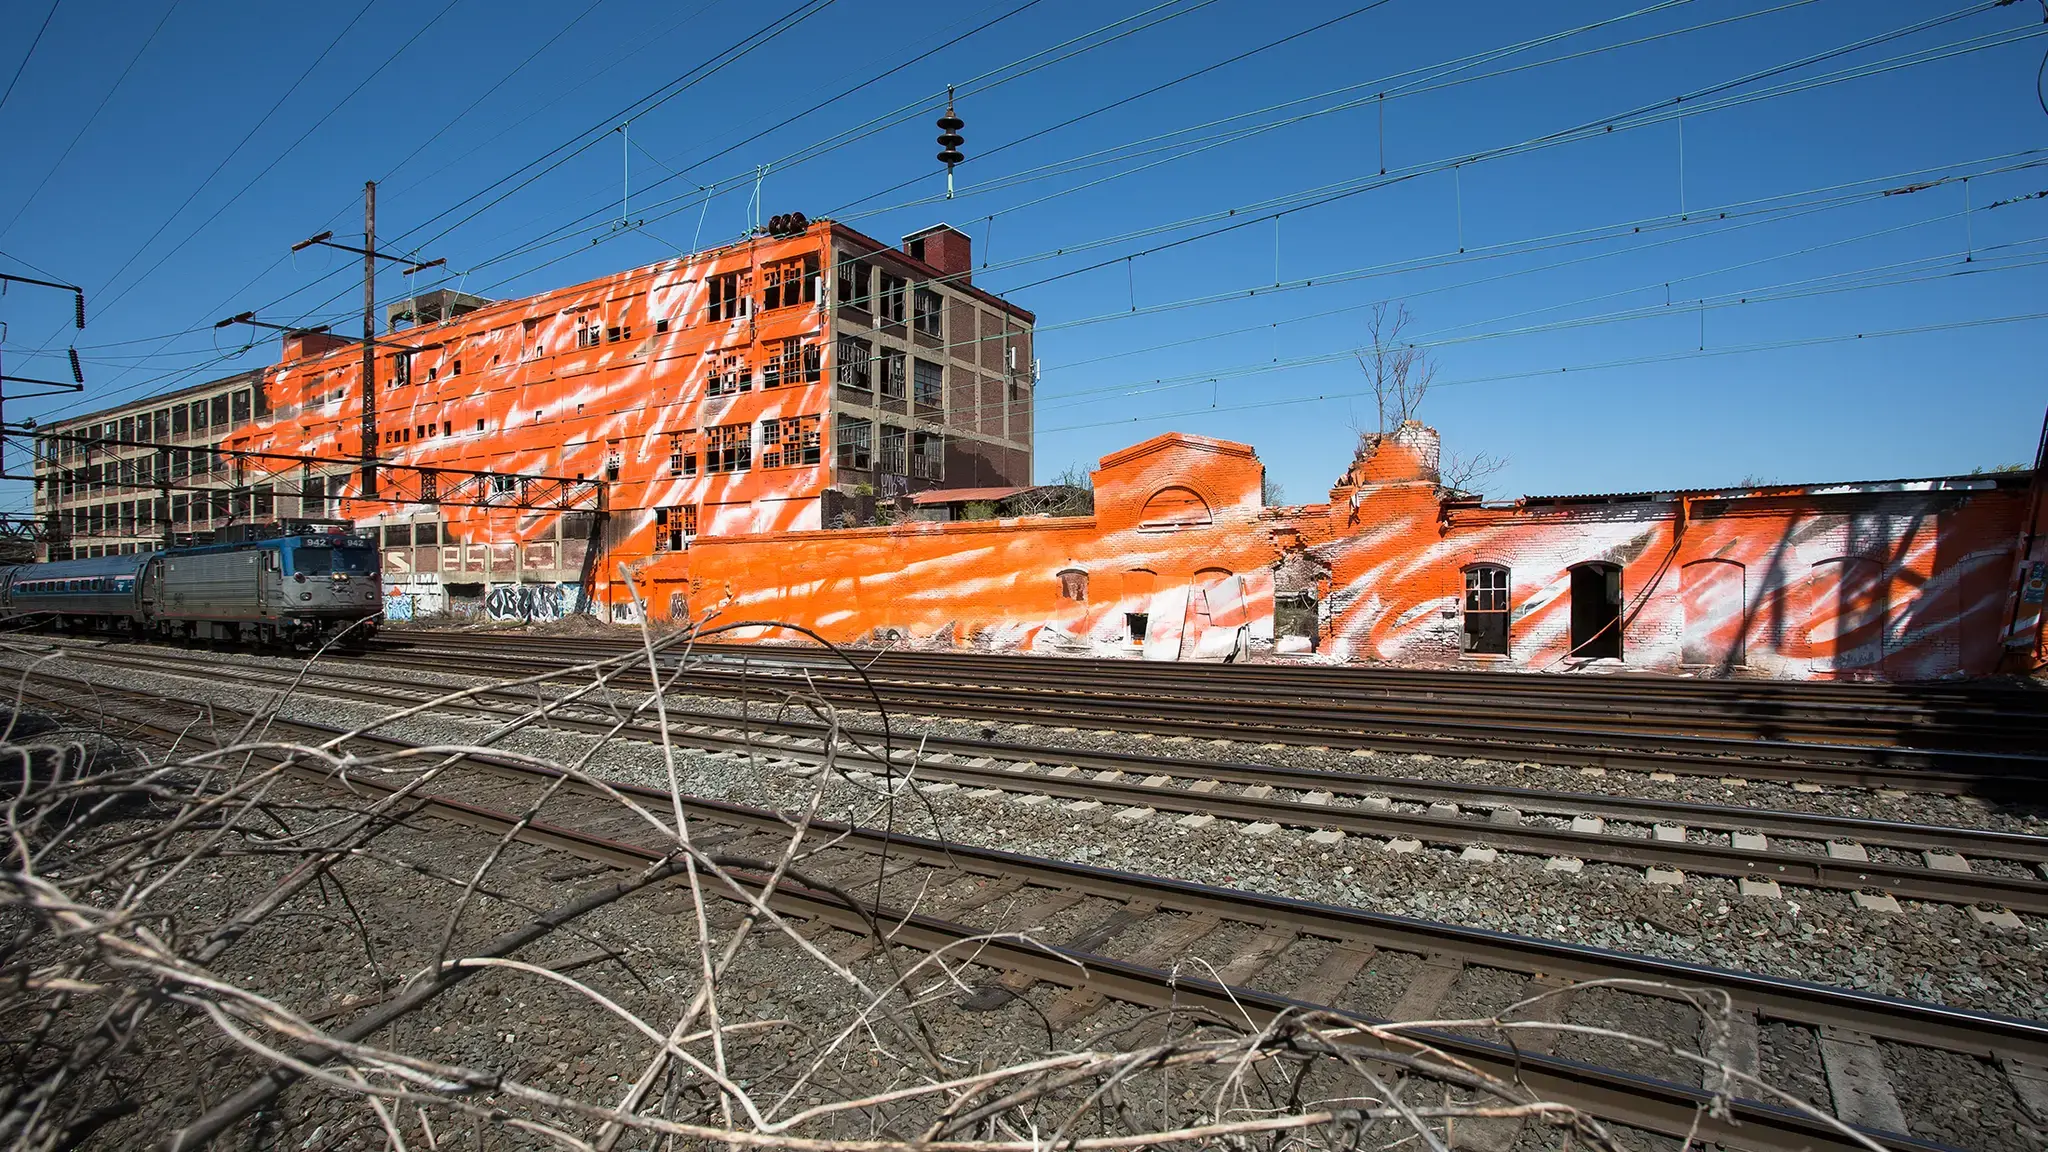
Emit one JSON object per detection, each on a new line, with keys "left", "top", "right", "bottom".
{"left": 1461, "top": 564, "right": 1511, "bottom": 656}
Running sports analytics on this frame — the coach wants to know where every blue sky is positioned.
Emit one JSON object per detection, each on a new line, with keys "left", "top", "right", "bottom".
{"left": 1, "top": 0, "right": 2043, "bottom": 506}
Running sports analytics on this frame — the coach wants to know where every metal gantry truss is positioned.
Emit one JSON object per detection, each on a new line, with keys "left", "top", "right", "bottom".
{"left": 9, "top": 428, "right": 608, "bottom": 544}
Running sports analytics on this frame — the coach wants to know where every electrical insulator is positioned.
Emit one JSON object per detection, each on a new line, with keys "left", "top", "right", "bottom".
{"left": 73, "top": 291, "right": 85, "bottom": 330}
{"left": 765, "top": 212, "right": 810, "bottom": 238}
{"left": 68, "top": 348, "right": 82, "bottom": 384}
{"left": 935, "top": 86, "right": 965, "bottom": 198}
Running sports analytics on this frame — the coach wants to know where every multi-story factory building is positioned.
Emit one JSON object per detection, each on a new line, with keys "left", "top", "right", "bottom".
{"left": 31, "top": 369, "right": 270, "bottom": 559}
{"left": 29, "top": 218, "right": 1038, "bottom": 619}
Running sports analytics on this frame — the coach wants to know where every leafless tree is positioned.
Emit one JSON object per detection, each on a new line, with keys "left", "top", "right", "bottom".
{"left": 1354, "top": 302, "right": 1435, "bottom": 437}
{"left": 1439, "top": 451, "right": 1510, "bottom": 499}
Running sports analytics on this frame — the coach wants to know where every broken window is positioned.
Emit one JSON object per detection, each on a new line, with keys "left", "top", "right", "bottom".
{"left": 834, "top": 335, "right": 872, "bottom": 397}
{"left": 762, "top": 337, "right": 820, "bottom": 388}
{"left": 1462, "top": 565, "right": 1509, "bottom": 655}
{"left": 877, "top": 424, "right": 907, "bottom": 474}
{"left": 910, "top": 430, "right": 942, "bottom": 480}
{"left": 913, "top": 288, "right": 942, "bottom": 337}
{"left": 210, "top": 394, "right": 229, "bottom": 428}
{"left": 154, "top": 410, "right": 170, "bottom": 441}
{"left": 762, "top": 255, "right": 819, "bottom": 310}
{"left": 706, "top": 424, "right": 751, "bottom": 473}
{"left": 1058, "top": 569, "right": 1088, "bottom": 601}
{"left": 232, "top": 390, "right": 252, "bottom": 423}
{"left": 913, "top": 358, "right": 944, "bottom": 415}
{"left": 760, "top": 415, "right": 822, "bottom": 469}
{"left": 654, "top": 505, "right": 696, "bottom": 552}
{"left": 876, "top": 272, "right": 906, "bottom": 324}
{"left": 394, "top": 352, "right": 412, "bottom": 386}
{"left": 836, "top": 416, "right": 872, "bottom": 471}
{"left": 1125, "top": 613, "right": 1149, "bottom": 642}
{"left": 577, "top": 324, "right": 601, "bottom": 349}
{"left": 707, "top": 352, "right": 752, "bottom": 397}
{"left": 668, "top": 430, "right": 698, "bottom": 476}
{"left": 836, "top": 258, "right": 869, "bottom": 309}
{"left": 706, "top": 269, "right": 752, "bottom": 322}
{"left": 878, "top": 347, "right": 906, "bottom": 404}
{"left": 1568, "top": 563, "right": 1624, "bottom": 660}
{"left": 119, "top": 417, "right": 134, "bottom": 443}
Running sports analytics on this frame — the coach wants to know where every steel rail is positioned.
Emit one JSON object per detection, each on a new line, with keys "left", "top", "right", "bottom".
{"left": 15, "top": 675, "right": 2024, "bottom": 1152}
{"left": 57, "top": 645, "right": 2048, "bottom": 914}
{"left": 363, "top": 640, "right": 2048, "bottom": 791}
{"left": 396, "top": 630, "right": 2048, "bottom": 717}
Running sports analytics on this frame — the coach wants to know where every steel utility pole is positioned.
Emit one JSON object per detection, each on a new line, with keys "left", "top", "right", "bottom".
{"left": 289, "top": 182, "right": 445, "bottom": 503}
{"left": 361, "top": 181, "right": 376, "bottom": 497}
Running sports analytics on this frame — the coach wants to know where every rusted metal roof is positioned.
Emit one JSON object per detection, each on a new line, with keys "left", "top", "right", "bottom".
{"left": 906, "top": 485, "right": 1034, "bottom": 506}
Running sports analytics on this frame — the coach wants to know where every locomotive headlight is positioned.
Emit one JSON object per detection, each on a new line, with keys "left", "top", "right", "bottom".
{"left": 300, "top": 592, "right": 312, "bottom": 601}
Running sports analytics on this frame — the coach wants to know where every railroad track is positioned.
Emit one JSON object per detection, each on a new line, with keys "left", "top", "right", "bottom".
{"left": 18, "top": 669, "right": 2048, "bottom": 1152}
{"left": 360, "top": 633, "right": 2048, "bottom": 794}
{"left": 389, "top": 629, "right": 2048, "bottom": 753}
{"left": 41, "top": 641, "right": 2048, "bottom": 916}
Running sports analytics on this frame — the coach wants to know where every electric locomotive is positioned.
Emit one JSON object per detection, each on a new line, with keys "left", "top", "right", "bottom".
{"left": 0, "top": 520, "right": 383, "bottom": 647}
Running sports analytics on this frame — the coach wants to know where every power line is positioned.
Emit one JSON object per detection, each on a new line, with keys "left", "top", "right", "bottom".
{"left": 1036, "top": 310, "right": 2048, "bottom": 436}
{"left": 0, "top": 0, "right": 60, "bottom": 116}
{"left": 0, "top": 0, "right": 178, "bottom": 240}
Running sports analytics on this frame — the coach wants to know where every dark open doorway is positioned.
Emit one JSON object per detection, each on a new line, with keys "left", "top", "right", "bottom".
{"left": 1569, "top": 563, "right": 1623, "bottom": 660}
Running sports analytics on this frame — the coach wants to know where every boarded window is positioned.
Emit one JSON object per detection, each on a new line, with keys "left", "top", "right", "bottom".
{"left": 760, "top": 416, "right": 822, "bottom": 468}
{"left": 1058, "top": 568, "right": 1088, "bottom": 601}
{"left": 668, "top": 430, "right": 698, "bottom": 476}
{"left": 1138, "top": 486, "right": 1213, "bottom": 530}
{"left": 707, "top": 352, "right": 751, "bottom": 397}
{"left": 1681, "top": 559, "right": 1746, "bottom": 668}
{"left": 1805, "top": 556, "right": 1885, "bottom": 673}
{"left": 1462, "top": 566, "right": 1509, "bottom": 655}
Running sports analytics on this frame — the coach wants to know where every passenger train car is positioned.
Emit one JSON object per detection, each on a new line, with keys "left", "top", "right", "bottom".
{"left": 0, "top": 522, "right": 382, "bottom": 647}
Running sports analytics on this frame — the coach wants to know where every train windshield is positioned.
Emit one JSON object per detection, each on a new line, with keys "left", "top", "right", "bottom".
{"left": 292, "top": 546, "right": 377, "bottom": 576}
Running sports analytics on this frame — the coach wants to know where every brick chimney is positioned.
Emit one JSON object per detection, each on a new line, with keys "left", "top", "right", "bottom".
{"left": 903, "top": 223, "right": 971, "bottom": 285}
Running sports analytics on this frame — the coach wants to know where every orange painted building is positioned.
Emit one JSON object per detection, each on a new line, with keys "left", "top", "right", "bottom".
{"left": 648, "top": 422, "right": 2048, "bottom": 681}
{"left": 31, "top": 211, "right": 2045, "bottom": 679}
{"left": 223, "top": 217, "right": 1035, "bottom": 619}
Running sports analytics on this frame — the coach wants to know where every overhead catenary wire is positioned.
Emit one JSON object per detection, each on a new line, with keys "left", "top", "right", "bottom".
{"left": 0, "top": 0, "right": 181, "bottom": 241}
{"left": 450, "top": 0, "right": 2038, "bottom": 313}
{"left": 1036, "top": 308, "right": 2048, "bottom": 436}
{"left": 19, "top": 0, "right": 2048, "bottom": 444}
{"left": 0, "top": 0, "right": 61, "bottom": 116}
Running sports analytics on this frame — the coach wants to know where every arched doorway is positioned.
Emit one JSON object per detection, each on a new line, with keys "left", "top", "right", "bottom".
{"left": 1568, "top": 562, "right": 1623, "bottom": 660}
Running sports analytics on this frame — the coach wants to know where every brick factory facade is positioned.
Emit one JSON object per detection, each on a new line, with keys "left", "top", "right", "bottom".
{"left": 33, "top": 217, "right": 1038, "bottom": 620}
{"left": 26, "top": 213, "right": 2046, "bottom": 678}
